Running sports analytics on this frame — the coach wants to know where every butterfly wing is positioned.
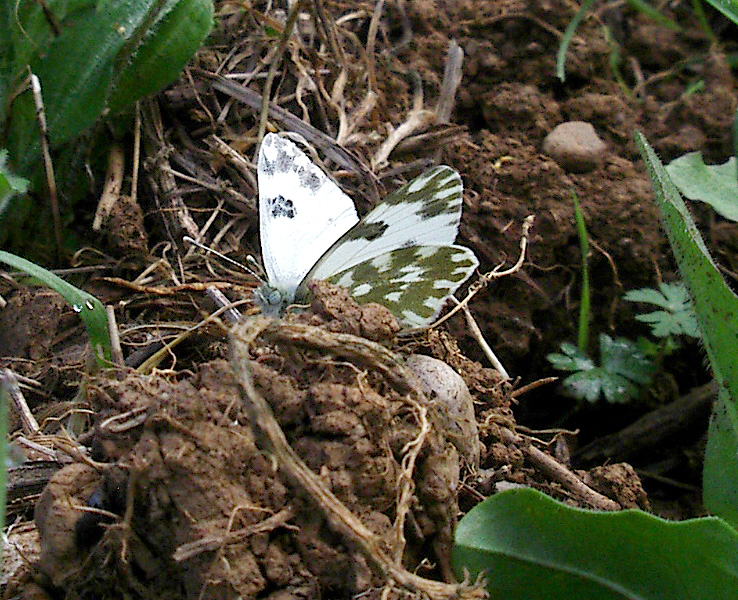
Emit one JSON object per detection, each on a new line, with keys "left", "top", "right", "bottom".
{"left": 258, "top": 133, "right": 359, "bottom": 304}
{"left": 329, "top": 245, "right": 479, "bottom": 327}
{"left": 302, "top": 165, "right": 478, "bottom": 327}
{"left": 305, "top": 166, "right": 463, "bottom": 286}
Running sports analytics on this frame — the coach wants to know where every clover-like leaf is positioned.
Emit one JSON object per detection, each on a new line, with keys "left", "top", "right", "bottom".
{"left": 624, "top": 282, "right": 700, "bottom": 338}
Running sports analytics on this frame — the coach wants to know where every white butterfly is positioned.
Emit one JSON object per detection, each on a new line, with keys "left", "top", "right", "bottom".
{"left": 256, "top": 133, "right": 479, "bottom": 327}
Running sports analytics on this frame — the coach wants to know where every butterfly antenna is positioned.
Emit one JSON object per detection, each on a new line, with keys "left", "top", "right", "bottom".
{"left": 245, "top": 254, "right": 266, "bottom": 278}
{"left": 183, "top": 236, "right": 265, "bottom": 283}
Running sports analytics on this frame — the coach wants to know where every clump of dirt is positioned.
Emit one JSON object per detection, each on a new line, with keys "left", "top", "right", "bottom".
{"left": 21, "top": 304, "right": 501, "bottom": 599}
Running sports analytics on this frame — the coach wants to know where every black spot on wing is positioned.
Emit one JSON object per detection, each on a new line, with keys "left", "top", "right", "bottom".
{"left": 290, "top": 165, "right": 318, "bottom": 193}
{"left": 268, "top": 195, "right": 296, "bottom": 219}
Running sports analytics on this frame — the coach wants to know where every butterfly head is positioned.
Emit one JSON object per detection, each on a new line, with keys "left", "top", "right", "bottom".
{"left": 253, "top": 283, "right": 294, "bottom": 318}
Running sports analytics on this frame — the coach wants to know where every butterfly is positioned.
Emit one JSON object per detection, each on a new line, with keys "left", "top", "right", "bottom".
{"left": 255, "top": 133, "right": 479, "bottom": 328}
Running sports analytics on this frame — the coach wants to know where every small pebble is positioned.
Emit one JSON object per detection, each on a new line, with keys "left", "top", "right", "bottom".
{"left": 542, "top": 121, "right": 608, "bottom": 173}
{"left": 405, "top": 354, "right": 480, "bottom": 468}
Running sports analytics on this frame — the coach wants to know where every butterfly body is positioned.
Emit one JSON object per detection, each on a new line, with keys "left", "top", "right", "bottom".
{"left": 257, "top": 133, "right": 478, "bottom": 327}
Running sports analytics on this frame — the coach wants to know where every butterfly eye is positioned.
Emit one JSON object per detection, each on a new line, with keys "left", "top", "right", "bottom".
{"left": 267, "top": 290, "right": 282, "bottom": 307}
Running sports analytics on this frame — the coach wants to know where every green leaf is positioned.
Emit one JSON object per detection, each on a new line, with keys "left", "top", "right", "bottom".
{"left": 6, "top": 0, "right": 213, "bottom": 175}
{"left": 624, "top": 0, "right": 682, "bottom": 30}
{"left": 624, "top": 282, "right": 689, "bottom": 309}
{"left": 599, "top": 334, "right": 655, "bottom": 385}
{"left": 560, "top": 369, "right": 609, "bottom": 403}
{"left": 0, "top": 149, "right": 29, "bottom": 211}
{"left": 556, "top": 0, "right": 596, "bottom": 82}
{"left": 107, "top": 0, "right": 214, "bottom": 115}
{"left": 636, "top": 132, "right": 738, "bottom": 527}
{"left": 702, "top": 0, "right": 738, "bottom": 27}
{"left": 624, "top": 282, "right": 700, "bottom": 338}
{"left": 546, "top": 342, "right": 595, "bottom": 372}
{"left": 705, "top": 391, "right": 738, "bottom": 528}
{"left": 665, "top": 153, "right": 738, "bottom": 221}
{"left": 0, "top": 251, "right": 111, "bottom": 365}
{"left": 453, "top": 487, "right": 738, "bottom": 599}
{"left": 549, "top": 335, "right": 654, "bottom": 404}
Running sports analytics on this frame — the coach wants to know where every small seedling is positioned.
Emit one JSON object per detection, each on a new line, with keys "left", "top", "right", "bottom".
{"left": 547, "top": 333, "right": 656, "bottom": 404}
{"left": 624, "top": 282, "right": 701, "bottom": 339}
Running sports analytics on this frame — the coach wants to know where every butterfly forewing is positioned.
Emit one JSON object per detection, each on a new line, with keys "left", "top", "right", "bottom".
{"left": 328, "top": 245, "right": 479, "bottom": 327}
{"left": 258, "top": 133, "right": 359, "bottom": 303}
{"left": 305, "top": 166, "right": 463, "bottom": 289}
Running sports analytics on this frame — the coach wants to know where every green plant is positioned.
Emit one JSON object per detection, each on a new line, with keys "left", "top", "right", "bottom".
{"left": 624, "top": 282, "right": 701, "bottom": 339}
{"left": 665, "top": 152, "right": 738, "bottom": 221}
{"left": 546, "top": 195, "right": 655, "bottom": 404}
{"left": 0, "top": 251, "right": 112, "bottom": 365}
{"left": 572, "top": 192, "right": 590, "bottom": 351}
{"left": 452, "top": 134, "right": 738, "bottom": 597}
{"left": 547, "top": 334, "right": 655, "bottom": 403}
{"left": 0, "top": 149, "right": 29, "bottom": 213}
{"left": 0, "top": 0, "right": 214, "bottom": 244}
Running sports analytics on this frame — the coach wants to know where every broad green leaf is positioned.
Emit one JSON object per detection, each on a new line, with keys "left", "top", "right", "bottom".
{"left": 107, "top": 0, "right": 214, "bottom": 115}
{"left": 453, "top": 487, "right": 738, "bottom": 599}
{"left": 0, "top": 251, "right": 111, "bottom": 365}
{"left": 5, "top": 0, "right": 213, "bottom": 174}
{"left": 665, "top": 153, "right": 738, "bottom": 221}
{"left": 636, "top": 132, "right": 738, "bottom": 527}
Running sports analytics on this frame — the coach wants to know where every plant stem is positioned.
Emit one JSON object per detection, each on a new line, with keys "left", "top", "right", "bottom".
{"left": 573, "top": 191, "right": 590, "bottom": 352}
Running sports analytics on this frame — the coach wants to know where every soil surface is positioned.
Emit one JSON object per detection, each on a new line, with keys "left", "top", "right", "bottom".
{"left": 2, "top": 0, "right": 737, "bottom": 598}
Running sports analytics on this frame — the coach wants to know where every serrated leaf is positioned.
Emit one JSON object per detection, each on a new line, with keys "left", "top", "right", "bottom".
{"left": 546, "top": 344, "right": 595, "bottom": 372}
{"left": 551, "top": 334, "right": 653, "bottom": 403}
{"left": 453, "top": 487, "right": 738, "bottom": 599}
{"left": 600, "top": 372, "right": 639, "bottom": 404}
{"left": 624, "top": 282, "right": 691, "bottom": 310}
{"left": 600, "top": 334, "right": 655, "bottom": 385}
{"left": 625, "top": 283, "right": 700, "bottom": 338}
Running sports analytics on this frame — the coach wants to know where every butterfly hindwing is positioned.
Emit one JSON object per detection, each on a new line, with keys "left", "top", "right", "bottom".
{"left": 306, "top": 166, "right": 463, "bottom": 287}
{"left": 258, "top": 133, "right": 359, "bottom": 304}
{"left": 329, "top": 245, "right": 479, "bottom": 327}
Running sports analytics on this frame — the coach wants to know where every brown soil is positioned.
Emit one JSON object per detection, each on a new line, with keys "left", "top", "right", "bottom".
{"left": 2, "top": 0, "right": 737, "bottom": 598}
